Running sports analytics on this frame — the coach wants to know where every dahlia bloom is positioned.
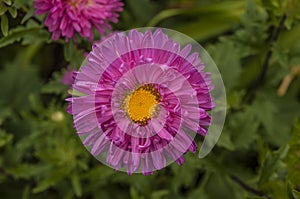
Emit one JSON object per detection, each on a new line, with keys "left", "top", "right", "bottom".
{"left": 61, "top": 68, "right": 77, "bottom": 86}
{"left": 67, "top": 29, "right": 214, "bottom": 175}
{"left": 34, "top": 0, "right": 124, "bottom": 41}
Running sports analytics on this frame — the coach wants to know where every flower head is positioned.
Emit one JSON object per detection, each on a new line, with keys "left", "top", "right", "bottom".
{"left": 61, "top": 68, "right": 77, "bottom": 86}
{"left": 67, "top": 29, "right": 214, "bottom": 175}
{"left": 34, "top": 0, "right": 124, "bottom": 41}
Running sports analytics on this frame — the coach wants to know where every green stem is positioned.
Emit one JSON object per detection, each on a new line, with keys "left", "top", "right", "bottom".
{"left": 230, "top": 175, "right": 272, "bottom": 199}
{"left": 146, "top": 8, "right": 184, "bottom": 27}
{"left": 247, "top": 13, "right": 287, "bottom": 103}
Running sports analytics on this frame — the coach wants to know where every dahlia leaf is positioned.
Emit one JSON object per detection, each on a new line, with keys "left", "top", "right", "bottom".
{"left": 150, "top": 190, "right": 169, "bottom": 199}
{"left": 226, "top": 90, "right": 245, "bottom": 110}
{"left": 168, "top": 2, "right": 245, "bottom": 41}
{"left": 207, "top": 39, "right": 242, "bottom": 90}
{"left": 6, "top": 164, "right": 42, "bottom": 180}
{"left": 171, "top": 153, "right": 204, "bottom": 188}
{"left": 286, "top": 120, "right": 300, "bottom": 187}
{"left": 147, "top": 8, "right": 184, "bottom": 27}
{"left": 0, "top": 57, "right": 41, "bottom": 111}
{"left": 63, "top": 41, "right": 84, "bottom": 68}
{"left": 250, "top": 91, "right": 300, "bottom": 146}
{"left": 0, "top": 106, "right": 12, "bottom": 125}
{"left": 2, "top": 0, "right": 11, "bottom": 6}
{"left": 71, "top": 173, "right": 82, "bottom": 197}
{"left": 0, "top": 2, "right": 7, "bottom": 15}
{"left": 172, "top": 13, "right": 241, "bottom": 42}
{"left": 205, "top": 172, "right": 244, "bottom": 199}
{"left": 217, "top": 132, "right": 235, "bottom": 151}
{"left": 187, "top": 187, "right": 209, "bottom": 199}
{"left": 127, "top": 0, "right": 159, "bottom": 26}
{"left": 287, "top": 182, "right": 297, "bottom": 199}
{"left": 287, "top": 181, "right": 300, "bottom": 199}
{"left": 226, "top": 107, "right": 259, "bottom": 149}
{"left": 21, "top": 28, "right": 50, "bottom": 45}
{"left": 258, "top": 145, "right": 289, "bottom": 187}
{"left": 67, "top": 89, "right": 85, "bottom": 97}
{"left": 251, "top": 94, "right": 277, "bottom": 136}
{"left": 130, "top": 187, "right": 142, "bottom": 199}
{"left": 0, "top": 130, "right": 13, "bottom": 147}
{"left": 292, "top": 190, "right": 300, "bottom": 199}
{"left": 41, "top": 70, "right": 70, "bottom": 96}
{"left": 32, "top": 168, "right": 66, "bottom": 193}
{"left": 8, "top": 7, "right": 17, "bottom": 18}
{"left": 1, "top": 14, "right": 8, "bottom": 36}
{"left": 21, "top": 9, "right": 34, "bottom": 24}
{"left": 0, "top": 26, "right": 41, "bottom": 48}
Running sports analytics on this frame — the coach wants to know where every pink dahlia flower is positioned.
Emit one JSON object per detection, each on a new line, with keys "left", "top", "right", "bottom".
{"left": 67, "top": 29, "right": 214, "bottom": 175}
{"left": 61, "top": 68, "right": 77, "bottom": 86}
{"left": 34, "top": 0, "right": 124, "bottom": 41}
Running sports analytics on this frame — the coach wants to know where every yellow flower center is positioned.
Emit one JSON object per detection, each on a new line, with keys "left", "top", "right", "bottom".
{"left": 68, "top": 0, "right": 92, "bottom": 7}
{"left": 68, "top": 0, "right": 80, "bottom": 7}
{"left": 124, "top": 85, "right": 161, "bottom": 125}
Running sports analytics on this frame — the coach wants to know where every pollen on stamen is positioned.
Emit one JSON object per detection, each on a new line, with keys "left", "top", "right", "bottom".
{"left": 123, "top": 84, "right": 161, "bottom": 125}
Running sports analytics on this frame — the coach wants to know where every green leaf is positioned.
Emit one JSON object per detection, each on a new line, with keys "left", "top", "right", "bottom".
{"left": 226, "top": 90, "right": 245, "bottom": 110}
{"left": 217, "top": 132, "right": 235, "bottom": 151}
{"left": 2, "top": 0, "right": 12, "bottom": 6}
{"left": 171, "top": 153, "right": 204, "bottom": 189}
{"left": 1, "top": 14, "right": 9, "bottom": 36}
{"left": 187, "top": 186, "right": 209, "bottom": 199}
{"left": 172, "top": 13, "right": 241, "bottom": 41}
{"left": 205, "top": 172, "right": 244, "bottom": 199}
{"left": 21, "top": 185, "right": 30, "bottom": 199}
{"left": 278, "top": 22, "right": 300, "bottom": 49}
{"left": 6, "top": 163, "right": 49, "bottom": 180}
{"left": 0, "top": 2, "right": 7, "bottom": 15}
{"left": 258, "top": 145, "right": 289, "bottom": 186}
{"left": 293, "top": 190, "right": 300, "bottom": 199}
{"left": 71, "top": 173, "right": 82, "bottom": 197}
{"left": 130, "top": 187, "right": 142, "bottom": 199}
{"left": 251, "top": 94, "right": 277, "bottom": 135}
{"left": 41, "top": 70, "right": 69, "bottom": 96}
{"left": 0, "top": 26, "right": 41, "bottom": 48}
{"left": 21, "top": 9, "right": 34, "bottom": 24}
{"left": 0, "top": 106, "right": 12, "bottom": 125}
{"left": 150, "top": 190, "right": 169, "bottom": 199}
{"left": 0, "top": 130, "right": 13, "bottom": 147}
{"left": 227, "top": 107, "right": 259, "bottom": 149}
{"left": 164, "top": 1, "right": 246, "bottom": 41}
{"left": 63, "top": 41, "right": 85, "bottom": 68}
{"left": 147, "top": 8, "right": 184, "bottom": 27}
{"left": 32, "top": 168, "right": 66, "bottom": 193}
{"left": 21, "top": 28, "right": 50, "bottom": 45}
{"left": 0, "top": 56, "right": 41, "bottom": 111}
{"left": 208, "top": 39, "right": 242, "bottom": 90}
{"left": 287, "top": 182, "right": 296, "bottom": 199}
{"left": 127, "top": 0, "right": 160, "bottom": 26}
{"left": 8, "top": 7, "right": 17, "bottom": 18}
{"left": 286, "top": 120, "right": 300, "bottom": 186}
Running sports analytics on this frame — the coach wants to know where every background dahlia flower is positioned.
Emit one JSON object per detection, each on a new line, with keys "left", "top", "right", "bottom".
{"left": 34, "top": 0, "right": 124, "bottom": 41}
{"left": 67, "top": 29, "right": 214, "bottom": 175}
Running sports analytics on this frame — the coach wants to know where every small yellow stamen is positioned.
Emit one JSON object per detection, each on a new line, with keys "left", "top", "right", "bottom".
{"left": 69, "top": 0, "right": 79, "bottom": 7}
{"left": 124, "top": 85, "right": 161, "bottom": 125}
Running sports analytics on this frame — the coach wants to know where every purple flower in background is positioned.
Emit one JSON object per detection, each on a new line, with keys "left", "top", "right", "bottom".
{"left": 67, "top": 29, "right": 214, "bottom": 175}
{"left": 61, "top": 68, "right": 77, "bottom": 86}
{"left": 34, "top": 0, "right": 124, "bottom": 41}
{"left": 94, "top": 31, "right": 120, "bottom": 45}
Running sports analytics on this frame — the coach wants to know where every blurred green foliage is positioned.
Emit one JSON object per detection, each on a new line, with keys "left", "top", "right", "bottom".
{"left": 0, "top": 0, "right": 300, "bottom": 198}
